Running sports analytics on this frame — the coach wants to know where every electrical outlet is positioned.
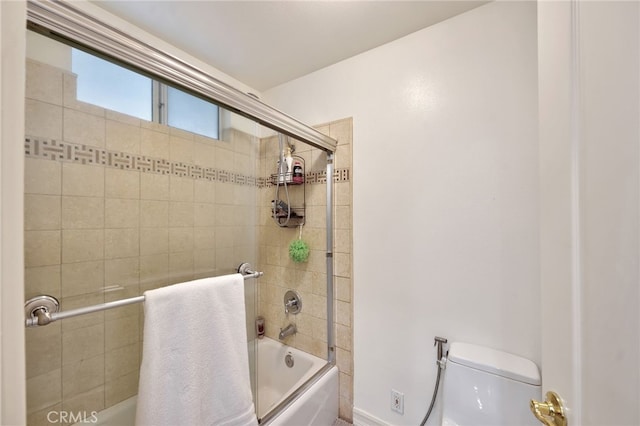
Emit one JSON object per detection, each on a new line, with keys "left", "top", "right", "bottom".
{"left": 391, "top": 389, "right": 404, "bottom": 414}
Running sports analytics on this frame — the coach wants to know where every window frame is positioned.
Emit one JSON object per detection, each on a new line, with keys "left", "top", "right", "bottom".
{"left": 72, "top": 47, "right": 221, "bottom": 140}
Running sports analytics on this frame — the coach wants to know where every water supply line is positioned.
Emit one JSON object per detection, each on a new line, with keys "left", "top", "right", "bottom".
{"left": 420, "top": 336, "right": 448, "bottom": 426}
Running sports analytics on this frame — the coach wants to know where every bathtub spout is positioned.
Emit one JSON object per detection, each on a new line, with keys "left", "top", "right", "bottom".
{"left": 279, "top": 323, "right": 297, "bottom": 340}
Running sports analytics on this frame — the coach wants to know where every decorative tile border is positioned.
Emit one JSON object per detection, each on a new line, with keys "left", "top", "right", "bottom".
{"left": 25, "top": 136, "right": 350, "bottom": 187}
{"left": 264, "top": 168, "right": 349, "bottom": 187}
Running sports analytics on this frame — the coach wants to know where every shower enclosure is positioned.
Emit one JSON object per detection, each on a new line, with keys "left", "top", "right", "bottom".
{"left": 23, "top": 1, "right": 338, "bottom": 424}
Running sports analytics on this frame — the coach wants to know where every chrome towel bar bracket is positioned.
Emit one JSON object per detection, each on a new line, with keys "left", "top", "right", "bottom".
{"left": 237, "top": 262, "right": 263, "bottom": 278}
{"left": 24, "top": 295, "right": 60, "bottom": 327}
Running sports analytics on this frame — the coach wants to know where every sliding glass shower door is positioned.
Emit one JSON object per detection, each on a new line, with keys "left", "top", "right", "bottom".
{"left": 24, "top": 29, "right": 260, "bottom": 424}
{"left": 23, "top": 1, "right": 345, "bottom": 419}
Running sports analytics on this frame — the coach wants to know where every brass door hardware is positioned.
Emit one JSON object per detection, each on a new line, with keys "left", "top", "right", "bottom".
{"left": 530, "top": 391, "right": 567, "bottom": 426}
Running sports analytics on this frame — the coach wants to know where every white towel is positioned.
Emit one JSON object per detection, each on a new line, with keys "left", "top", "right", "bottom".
{"left": 135, "top": 274, "right": 258, "bottom": 426}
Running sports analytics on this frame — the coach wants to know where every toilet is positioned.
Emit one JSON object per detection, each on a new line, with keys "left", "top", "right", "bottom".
{"left": 441, "top": 342, "right": 541, "bottom": 426}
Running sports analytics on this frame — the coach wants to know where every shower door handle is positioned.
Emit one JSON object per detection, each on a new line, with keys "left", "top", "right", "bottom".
{"left": 530, "top": 391, "right": 567, "bottom": 426}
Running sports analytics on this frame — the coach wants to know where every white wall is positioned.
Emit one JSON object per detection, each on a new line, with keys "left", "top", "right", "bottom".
{"left": 264, "top": 2, "right": 539, "bottom": 425}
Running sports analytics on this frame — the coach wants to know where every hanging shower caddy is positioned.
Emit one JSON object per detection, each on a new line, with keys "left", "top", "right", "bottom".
{"left": 270, "top": 155, "right": 305, "bottom": 227}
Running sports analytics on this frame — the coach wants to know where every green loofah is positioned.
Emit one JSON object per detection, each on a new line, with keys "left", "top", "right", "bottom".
{"left": 289, "top": 239, "right": 310, "bottom": 263}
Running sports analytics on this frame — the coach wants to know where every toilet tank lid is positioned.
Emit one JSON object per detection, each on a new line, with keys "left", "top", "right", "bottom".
{"left": 447, "top": 342, "right": 541, "bottom": 385}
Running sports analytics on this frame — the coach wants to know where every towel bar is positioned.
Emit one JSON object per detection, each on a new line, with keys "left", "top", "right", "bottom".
{"left": 24, "top": 264, "right": 263, "bottom": 328}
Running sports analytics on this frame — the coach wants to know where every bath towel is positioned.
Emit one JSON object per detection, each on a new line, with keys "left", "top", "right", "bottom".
{"left": 136, "top": 274, "right": 258, "bottom": 426}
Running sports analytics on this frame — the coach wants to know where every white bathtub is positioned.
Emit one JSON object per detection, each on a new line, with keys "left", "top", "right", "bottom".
{"left": 257, "top": 338, "right": 338, "bottom": 425}
{"left": 81, "top": 338, "right": 337, "bottom": 426}
{"left": 83, "top": 396, "right": 137, "bottom": 426}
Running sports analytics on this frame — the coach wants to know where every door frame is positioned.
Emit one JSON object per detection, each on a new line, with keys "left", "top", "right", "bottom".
{"left": 538, "top": 0, "right": 582, "bottom": 422}
{"left": 0, "top": 1, "right": 27, "bottom": 424}
{"left": 539, "top": 1, "right": 640, "bottom": 424}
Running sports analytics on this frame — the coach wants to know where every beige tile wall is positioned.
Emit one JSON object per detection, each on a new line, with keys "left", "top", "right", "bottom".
{"left": 24, "top": 59, "right": 259, "bottom": 425}
{"left": 25, "top": 58, "right": 353, "bottom": 424}
{"left": 257, "top": 118, "right": 353, "bottom": 422}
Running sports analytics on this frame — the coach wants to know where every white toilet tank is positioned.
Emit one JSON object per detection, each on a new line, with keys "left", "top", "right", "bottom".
{"left": 441, "top": 342, "right": 541, "bottom": 426}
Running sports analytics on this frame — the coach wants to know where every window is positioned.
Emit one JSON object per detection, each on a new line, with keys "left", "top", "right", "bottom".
{"left": 167, "top": 86, "right": 219, "bottom": 139}
{"left": 72, "top": 48, "right": 219, "bottom": 139}
{"left": 72, "top": 49, "right": 152, "bottom": 121}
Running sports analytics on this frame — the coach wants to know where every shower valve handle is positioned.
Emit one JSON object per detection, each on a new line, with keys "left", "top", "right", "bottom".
{"left": 285, "top": 299, "right": 298, "bottom": 312}
{"left": 283, "top": 290, "right": 302, "bottom": 315}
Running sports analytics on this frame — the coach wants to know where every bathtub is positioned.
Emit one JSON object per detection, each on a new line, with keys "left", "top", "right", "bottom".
{"left": 79, "top": 338, "right": 337, "bottom": 426}
{"left": 257, "top": 337, "right": 338, "bottom": 425}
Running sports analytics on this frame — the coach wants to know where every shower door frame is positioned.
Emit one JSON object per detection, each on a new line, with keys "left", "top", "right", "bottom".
{"left": 26, "top": 0, "right": 337, "bottom": 154}
{"left": 22, "top": 0, "right": 338, "bottom": 421}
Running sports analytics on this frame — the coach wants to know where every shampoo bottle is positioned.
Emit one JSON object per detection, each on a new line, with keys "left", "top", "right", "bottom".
{"left": 293, "top": 161, "right": 304, "bottom": 183}
{"left": 284, "top": 147, "right": 293, "bottom": 182}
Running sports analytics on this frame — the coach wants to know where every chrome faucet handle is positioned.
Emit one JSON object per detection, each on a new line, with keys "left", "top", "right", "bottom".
{"left": 285, "top": 299, "right": 298, "bottom": 313}
{"left": 283, "top": 290, "right": 302, "bottom": 315}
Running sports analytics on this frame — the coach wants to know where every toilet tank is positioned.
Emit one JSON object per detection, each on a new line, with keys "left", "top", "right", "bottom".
{"left": 441, "top": 342, "right": 541, "bottom": 426}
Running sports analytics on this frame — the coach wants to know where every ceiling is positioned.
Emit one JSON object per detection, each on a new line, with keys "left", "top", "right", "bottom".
{"left": 93, "top": 1, "right": 488, "bottom": 92}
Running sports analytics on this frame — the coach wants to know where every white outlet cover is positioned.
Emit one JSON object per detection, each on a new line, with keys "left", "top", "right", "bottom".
{"left": 391, "top": 389, "right": 404, "bottom": 414}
